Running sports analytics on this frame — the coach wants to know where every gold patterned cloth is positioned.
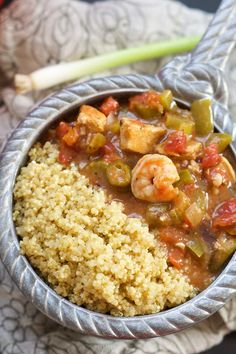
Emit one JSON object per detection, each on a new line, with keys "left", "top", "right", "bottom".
{"left": 0, "top": 1, "right": 236, "bottom": 353}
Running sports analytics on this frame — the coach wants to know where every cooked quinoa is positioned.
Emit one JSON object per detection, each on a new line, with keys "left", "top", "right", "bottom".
{"left": 13, "top": 142, "right": 195, "bottom": 316}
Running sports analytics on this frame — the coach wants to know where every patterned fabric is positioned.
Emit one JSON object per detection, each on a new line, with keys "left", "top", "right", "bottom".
{"left": 0, "top": 0, "right": 12, "bottom": 9}
{"left": 0, "top": 1, "right": 236, "bottom": 353}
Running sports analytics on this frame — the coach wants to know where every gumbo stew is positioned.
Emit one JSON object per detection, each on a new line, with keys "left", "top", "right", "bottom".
{"left": 45, "top": 90, "right": 236, "bottom": 291}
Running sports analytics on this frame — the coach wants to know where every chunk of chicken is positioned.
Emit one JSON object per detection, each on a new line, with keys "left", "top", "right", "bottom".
{"left": 156, "top": 139, "right": 202, "bottom": 160}
{"left": 120, "top": 118, "right": 166, "bottom": 154}
{"left": 77, "top": 105, "right": 106, "bottom": 132}
{"left": 183, "top": 141, "right": 203, "bottom": 160}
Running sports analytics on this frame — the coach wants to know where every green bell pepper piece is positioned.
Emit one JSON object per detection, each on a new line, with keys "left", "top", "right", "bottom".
{"left": 179, "top": 169, "right": 194, "bottom": 185}
{"left": 160, "top": 90, "right": 173, "bottom": 111}
{"left": 206, "top": 133, "right": 232, "bottom": 153}
{"left": 166, "top": 113, "right": 195, "bottom": 135}
{"left": 191, "top": 98, "right": 213, "bottom": 136}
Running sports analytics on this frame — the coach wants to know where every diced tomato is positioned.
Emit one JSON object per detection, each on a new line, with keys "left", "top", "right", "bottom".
{"left": 164, "top": 131, "right": 187, "bottom": 154}
{"left": 202, "top": 144, "right": 221, "bottom": 169}
{"left": 104, "top": 154, "right": 120, "bottom": 163}
{"left": 129, "top": 91, "right": 162, "bottom": 108}
{"left": 100, "top": 141, "right": 120, "bottom": 162}
{"left": 213, "top": 199, "right": 236, "bottom": 229}
{"left": 99, "top": 96, "right": 119, "bottom": 116}
{"left": 56, "top": 122, "right": 70, "bottom": 139}
{"left": 168, "top": 248, "right": 185, "bottom": 269}
{"left": 160, "top": 228, "right": 187, "bottom": 269}
{"left": 58, "top": 142, "right": 74, "bottom": 165}
{"left": 62, "top": 126, "right": 80, "bottom": 147}
{"left": 129, "top": 91, "right": 163, "bottom": 116}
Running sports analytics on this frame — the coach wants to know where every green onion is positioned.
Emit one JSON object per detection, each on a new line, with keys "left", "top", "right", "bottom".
{"left": 15, "top": 36, "right": 200, "bottom": 93}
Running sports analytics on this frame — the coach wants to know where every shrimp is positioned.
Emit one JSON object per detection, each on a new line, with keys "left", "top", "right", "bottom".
{"left": 131, "top": 154, "right": 180, "bottom": 202}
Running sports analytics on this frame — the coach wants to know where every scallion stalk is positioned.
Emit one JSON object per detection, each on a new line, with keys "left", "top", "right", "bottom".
{"left": 15, "top": 36, "right": 200, "bottom": 93}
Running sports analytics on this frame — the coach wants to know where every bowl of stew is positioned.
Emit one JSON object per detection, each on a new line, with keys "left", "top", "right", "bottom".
{"left": 0, "top": 73, "right": 236, "bottom": 338}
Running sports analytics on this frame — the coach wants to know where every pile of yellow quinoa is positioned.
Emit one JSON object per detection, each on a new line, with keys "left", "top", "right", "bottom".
{"left": 13, "top": 142, "right": 195, "bottom": 316}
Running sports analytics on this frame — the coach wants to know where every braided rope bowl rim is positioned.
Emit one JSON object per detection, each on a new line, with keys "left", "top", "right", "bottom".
{"left": 0, "top": 74, "right": 236, "bottom": 339}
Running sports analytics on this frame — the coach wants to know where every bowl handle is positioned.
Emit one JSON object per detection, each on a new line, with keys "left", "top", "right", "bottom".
{"left": 159, "top": 0, "right": 236, "bottom": 106}
{"left": 191, "top": 0, "right": 236, "bottom": 71}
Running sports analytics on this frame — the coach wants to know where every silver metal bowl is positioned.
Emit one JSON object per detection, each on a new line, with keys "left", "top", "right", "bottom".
{"left": 0, "top": 0, "right": 236, "bottom": 339}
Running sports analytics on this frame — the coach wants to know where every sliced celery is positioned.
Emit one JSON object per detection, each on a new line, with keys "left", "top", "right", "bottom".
{"left": 194, "top": 189, "right": 207, "bottom": 212}
{"left": 186, "top": 238, "right": 204, "bottom": 258}
{"left": 165, "top": 113, "right": 195, "bottom": 135}
{"left": 210, "top": 236, "right": 236, "bottom": 272}
{"left": 169, "top": 209, "right": 182, "bottom": 225}
{"left": 184, "top": 202, "right": 204, "bottom": 228}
